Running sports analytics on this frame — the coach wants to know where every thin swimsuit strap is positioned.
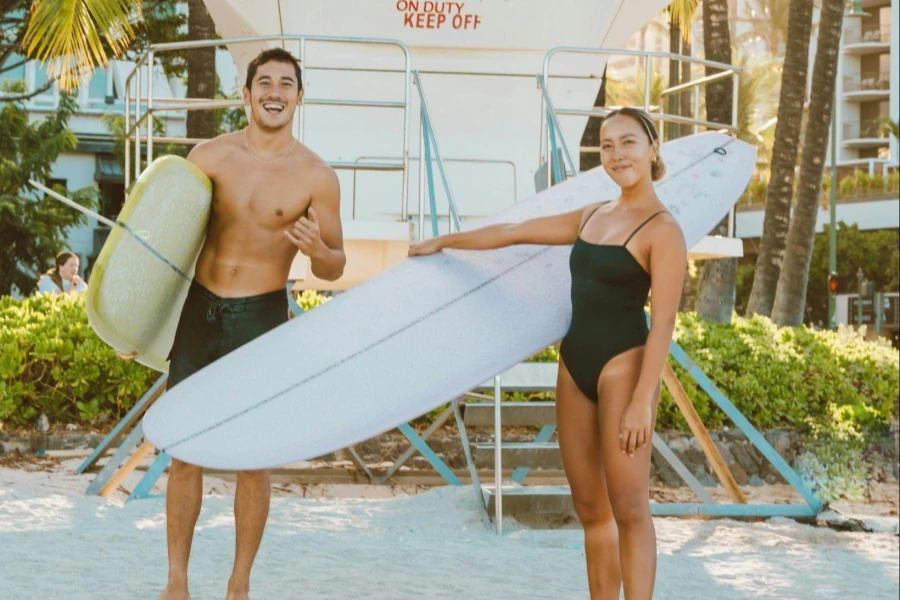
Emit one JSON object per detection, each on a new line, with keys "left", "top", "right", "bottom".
{"left": 622, "top": 211, "right": 668, "bottom": 246}
{"left": 578, "top": 201, "right": 612, "bottom": 234}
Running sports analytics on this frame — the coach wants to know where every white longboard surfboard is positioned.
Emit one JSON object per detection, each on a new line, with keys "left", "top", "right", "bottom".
{"left": 143, "top": 131, "right": 756, "bottom": 470}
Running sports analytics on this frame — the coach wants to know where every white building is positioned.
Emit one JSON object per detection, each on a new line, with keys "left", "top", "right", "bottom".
{"left": 834, "top": 0, "right": 898, "bottom": 166}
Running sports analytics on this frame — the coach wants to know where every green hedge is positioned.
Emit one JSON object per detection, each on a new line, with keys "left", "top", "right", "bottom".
{"left": 0, "top": 293, "right": 156, "bottom": 426}
{"left": 659, "top": 312, "right": 898, "bottom": 433}
{"left": 740, "top": 169, "right": 900, "bottom": 206}
{"left": 1, "top": 294, "right": 897, "bottom": 437}
{"left": 520, "top": 312, "right": 898, "bottom": 436}
{"left": 0, "top": 290, "right": 331, "bottom": 428}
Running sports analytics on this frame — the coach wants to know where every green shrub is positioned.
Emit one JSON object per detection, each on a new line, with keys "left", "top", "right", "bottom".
{"left": 0, "top": 290, "right": 330, "bottom": 428}
{"left": 659, "top": 313, "right": 898, "bottom": 432}
{"left": 2, "top": 296, "right": 897, "bottom": 440}
{"left": 0, "top": 293, "right": 156, "bottom": 427}
{"left": 794, "top": 403, "right": 896, "bottom": 503}
{"left": 523, "top": 312, "right": 898, "bottom": 436}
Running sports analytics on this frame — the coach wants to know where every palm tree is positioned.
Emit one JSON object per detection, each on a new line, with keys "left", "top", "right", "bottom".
{"left": 735, "top": 0, "right": 792, "bottom": 59}
{"left": 20, "top": 0, "right": 142, "bottom": 92}
{"left": 693, "top": 0, "right": 735, "bottom": 324}
{"left": 606, "top": 66, "right": 664, "bottom": 108}
{"left": 665, "top": 0, "right": 700, "bottom": 140}
{"left": 186, "top": 0, "right": 216, "bottom": 140}
{"left": 771, "top": 0, "right": 845, "bottom": 327}
{"left": 744, "top": 0, "right": 814, "bottom": 318}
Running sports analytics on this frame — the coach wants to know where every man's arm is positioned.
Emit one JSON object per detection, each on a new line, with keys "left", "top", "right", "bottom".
{"left": 185, "top": 138, "right": 219, "bottom": 180}
{"left": 286, "top": 163, "right": 345, "bottom": 281}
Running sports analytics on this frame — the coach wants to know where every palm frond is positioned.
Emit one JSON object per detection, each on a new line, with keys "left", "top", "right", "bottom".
{"left": 21, "top": 0, "right": 142, "bottom": 91}
{"left": 667, "top": 0, "right": 700, "bottom": 43}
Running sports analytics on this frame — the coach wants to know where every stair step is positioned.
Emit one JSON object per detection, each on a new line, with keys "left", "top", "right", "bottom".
{"left": 482, "top": 485, "right": 573, "bottom": 516}
{"left": 473, "top": 442, "right": 562, "bottom": 469}
{"left": 463, "top": 401, "right": 556, "bottom": 427}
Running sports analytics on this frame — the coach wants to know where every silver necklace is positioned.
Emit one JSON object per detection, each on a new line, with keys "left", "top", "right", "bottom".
{"left": 244, "top": 129, "right": 296, "bottom": 164}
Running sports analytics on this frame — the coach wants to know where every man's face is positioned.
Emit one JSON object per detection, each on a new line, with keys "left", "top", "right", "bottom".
{"left": 243, "top": 61, "right": 302, "bottom": 131}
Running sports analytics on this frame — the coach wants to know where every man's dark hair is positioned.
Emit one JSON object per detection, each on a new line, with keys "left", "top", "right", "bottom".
{"left": 245, "top": 48, "right": 303, "bottom": 91}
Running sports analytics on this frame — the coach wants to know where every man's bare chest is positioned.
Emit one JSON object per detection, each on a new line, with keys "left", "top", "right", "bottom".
{"left": 211, "top": 171, "right": 311, "bottom": 228}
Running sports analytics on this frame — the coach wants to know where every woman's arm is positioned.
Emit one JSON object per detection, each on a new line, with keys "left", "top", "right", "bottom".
{"left": 409, "top": 204, "right": 599, "bottom": 256}
{"left": 619, "top": 219, "right": 687, "bottom": 455}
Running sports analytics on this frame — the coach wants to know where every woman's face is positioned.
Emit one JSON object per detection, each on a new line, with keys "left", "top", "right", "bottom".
{"left": 59, "top": 256, "right": 80, "bottom": 281}
{"left": 600, "top": 114, "right": 657, "bottom": 188}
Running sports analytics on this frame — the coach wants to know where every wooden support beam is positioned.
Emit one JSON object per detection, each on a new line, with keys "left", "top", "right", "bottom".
{"left": 98, "top": 441, "right": 155, "bottom": 498}
{"left": 661, "top": 362, "right": 747, "bottom": 504}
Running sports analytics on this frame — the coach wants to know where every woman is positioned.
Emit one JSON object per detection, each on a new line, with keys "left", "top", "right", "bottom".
{"left": 409, "top": 107, "right": 686, "bottom": 599}
{"left": 37, "top": 251, "right": 87, "bottom": 295}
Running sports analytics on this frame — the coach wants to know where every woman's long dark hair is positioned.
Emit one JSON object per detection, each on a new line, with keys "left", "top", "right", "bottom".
{"left": 42, "top": 251, "right": 76, "bottom": 291}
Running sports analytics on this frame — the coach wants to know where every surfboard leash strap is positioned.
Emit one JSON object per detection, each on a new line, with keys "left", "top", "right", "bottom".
{"left": 160, "top": 137, "right": 741, "bottom": 451}
{"left": 114, "top": 219, "right": 191, "bottom": 282}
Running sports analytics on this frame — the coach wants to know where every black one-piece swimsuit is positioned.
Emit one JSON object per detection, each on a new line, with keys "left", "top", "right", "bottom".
{"left": 559, "top": 206, "right": 667, "bottom": 402}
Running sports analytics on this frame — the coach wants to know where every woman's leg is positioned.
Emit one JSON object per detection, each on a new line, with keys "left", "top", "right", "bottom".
{"left": 595, "top": 347, "right": 660, "bottom": 600}
{"left": 556, "top": 358, "right": 622, "bottom": 599}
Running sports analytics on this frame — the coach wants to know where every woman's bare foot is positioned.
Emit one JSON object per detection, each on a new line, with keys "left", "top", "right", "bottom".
{"left": 157, "top": 582, "right": 190, "bottom": 600}
{"left": 224, "top": 581, "right": 250, "bottom": 600}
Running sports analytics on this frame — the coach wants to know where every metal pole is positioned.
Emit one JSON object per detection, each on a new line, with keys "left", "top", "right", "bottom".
{"left": 299, "top": 38, "right": 306, "bottom": 144}
{"left": 417, "top": 107, "right": 426, "bottom": 240}
{"left": 147, "top": 51, "right": 154, "bottom": 165}
{"left": 828, "top": 100, "right": 838, "bottom": 329}
{"left": 401, "top": 49, "right": 411, "bottom": 222}
{"left": 693, "top": 86, "right": 700, "bottom": 135}
{"left": 124, "top": 74, "right": 131, "bottom": 189}
{"left": 731, "top": 72, "right": 739, "bottom": 132}
{"left": 494, "top": 376, "right": 502, "bottom": 536}
{"left": 643, "top": 54, "right": 652, "bottom": 112}
{"left": 857, "top": 268, "right": 865, "bottom": 328}
{"left": 875, "top": 292, "right": 883, "bottom": 335}
{"left": 135, "top": 69, "right": 142, "bottom": 179}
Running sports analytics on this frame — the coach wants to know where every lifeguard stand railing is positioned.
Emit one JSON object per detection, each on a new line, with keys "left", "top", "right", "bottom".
{"left": 538, "top": 46, "right": 742, "bottom": 236}
{"left": 123, "top": 35, "right": 414, "bottom": 222}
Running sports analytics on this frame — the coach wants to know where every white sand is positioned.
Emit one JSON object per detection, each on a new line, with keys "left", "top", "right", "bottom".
{"left": 1, "top": 461, "right": 898, "bottom": 600}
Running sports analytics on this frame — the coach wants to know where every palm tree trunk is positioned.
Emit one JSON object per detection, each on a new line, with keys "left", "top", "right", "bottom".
{"left": 667, "top": 16, "right": 681, "bottom": 141}
{"left": 579, "top": 65, "right": 607, "bottom": 172}
{"left": 679, "top": 39, "right": 693, "bottom": 138}
{"left": 771, "top": 0, "right": 844, "bottom": 327}
{"left": 694, "top": 0, "right": 735, "bottom": 323}
{"left": 186, "top": 0, "right": 217, "bottom": 140}
{"left": 744, "top": 0, "right": 814, "bottom": 318}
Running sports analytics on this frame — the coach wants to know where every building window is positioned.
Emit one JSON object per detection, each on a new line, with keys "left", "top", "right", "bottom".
{"left": 99, "top": 182, "right": 126, "bottom": 221}
{"left": 0, "top": 52, "right": 26, "bottom": 84}
{"left": 94, "top": 154, "right": 125, "bottom": 220}
{"left": 87, "top": 68, "right": 110, "bottom": 107}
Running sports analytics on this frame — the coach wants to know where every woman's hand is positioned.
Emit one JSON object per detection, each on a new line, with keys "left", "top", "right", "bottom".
{"left": 619, "top": 397, "right": 653, "bottom": 456}
{"left": 115, "top": 351, "right": 139, "bottom": 361}
{"left": 408, "top": 237, "right": 445, "bottom": 257}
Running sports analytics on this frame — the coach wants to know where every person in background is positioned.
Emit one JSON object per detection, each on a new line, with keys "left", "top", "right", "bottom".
{"left": 37, "top": 251, "right": 87, "bottom": 295}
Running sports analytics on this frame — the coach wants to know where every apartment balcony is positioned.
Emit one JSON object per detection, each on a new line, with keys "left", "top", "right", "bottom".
{"left": 843, "top": 25, "right": 891, "bottom": 55}
{"left": 843, "top": 120, "right": 891, "bottom": 148}
{"left": 844, "top": 71, "right": 891, "bottom": 101}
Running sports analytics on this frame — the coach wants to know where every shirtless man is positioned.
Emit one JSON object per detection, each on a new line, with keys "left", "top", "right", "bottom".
{"left": 121, "top": 48, "right": 345, "bottom": 600}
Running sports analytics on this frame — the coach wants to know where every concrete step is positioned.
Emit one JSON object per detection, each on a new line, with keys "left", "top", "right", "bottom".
{"left": 482, "top": 485, "right": 573, "bottom": 516}
{"left": 463, "top": 401, "right": 557, "bottom": 427}
{"left": 473, "top": 442, "right": 562, "bottom": 470}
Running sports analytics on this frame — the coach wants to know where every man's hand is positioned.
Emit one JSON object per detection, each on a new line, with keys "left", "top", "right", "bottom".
{"left": 285, "top": 207, "right": 328, "bottom": 259}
